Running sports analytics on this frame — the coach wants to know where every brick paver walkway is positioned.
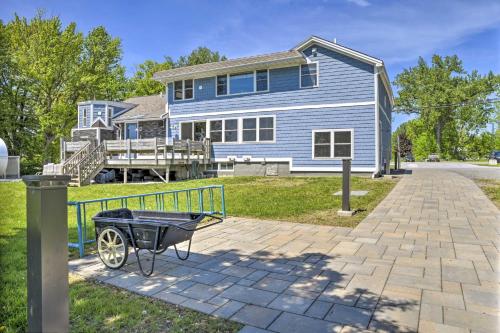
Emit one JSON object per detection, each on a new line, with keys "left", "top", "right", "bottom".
{"left": 70, "top": 169, "right": 499, "bottom": 332}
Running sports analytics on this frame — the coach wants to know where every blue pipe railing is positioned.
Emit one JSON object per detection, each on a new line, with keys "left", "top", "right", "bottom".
{"left": 67, "top": 185, "right": 226, "bottom": 257}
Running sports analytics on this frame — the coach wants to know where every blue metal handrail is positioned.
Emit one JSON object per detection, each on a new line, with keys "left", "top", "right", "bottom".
{"left": 67, "top": 185, "right": 226, "bottom": 257}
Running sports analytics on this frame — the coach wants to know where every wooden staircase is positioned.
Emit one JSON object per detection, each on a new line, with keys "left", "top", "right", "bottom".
{"left": 62, "top": 141, "right": 106, "bottom": 186}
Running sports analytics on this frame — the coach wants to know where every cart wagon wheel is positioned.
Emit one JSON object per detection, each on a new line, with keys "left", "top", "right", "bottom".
{"left": 97, "top": 227, "right": 128, "bottom": 269}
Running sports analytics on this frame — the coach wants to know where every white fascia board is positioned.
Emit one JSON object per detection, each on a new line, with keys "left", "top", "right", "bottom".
{"left": 169, "top": 101, "right": 375, "bottom": 119}
{"left": 294, "top": 36, "right": 383, "bottom": 66}
{"left": 213, "top": 156, "right": 375, "bottom": 172}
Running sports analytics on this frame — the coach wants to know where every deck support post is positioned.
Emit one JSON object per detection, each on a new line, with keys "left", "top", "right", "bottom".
{"left": 165, "top": 165, "right": 170, "bottom": 183}
{"left": 23, "top": 175, "right": 71, "bottom": 333}
{"left": 123, "top": 168, "right": 128, "bottom": 184}
{"left": 154, "top": 137, "right": 158, "bottom": 165}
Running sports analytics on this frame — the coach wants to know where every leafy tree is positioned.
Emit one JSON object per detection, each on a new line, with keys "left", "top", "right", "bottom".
{"left": 128, "top": 47, "right": 226, "bottom": 97}
{"left": 394, "top": 55, "right": 498, "bottom": 158}
{"left": 392, "top": 122, "right": 412, "bottom": 157}
{"left": 128, "top": 58, "right": 174, "bottom": 97}
{"left": 0, "top": 12, "right": 127, "bottom": 170}
{"left": 79, "top": 26, "right": 128, "bottom": 101}
{"left": 176, "top": 46, "right": 226, "bottom": 67}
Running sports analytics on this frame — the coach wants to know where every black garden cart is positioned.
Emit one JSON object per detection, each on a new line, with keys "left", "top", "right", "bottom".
{"left": 92, "top": 208, "right": 223, "bottom": 276}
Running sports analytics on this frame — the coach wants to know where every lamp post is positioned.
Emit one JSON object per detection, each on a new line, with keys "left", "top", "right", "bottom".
{"left": 23, "top": 175, "right": 71, "bottom": 333}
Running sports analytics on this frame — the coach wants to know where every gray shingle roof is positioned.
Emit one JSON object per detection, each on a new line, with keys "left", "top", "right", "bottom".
{"left": 113, "top": 95, "right": 165, "bottom": 121}
{"left": 153, "top": 50, "right": 304, "bottom": 82}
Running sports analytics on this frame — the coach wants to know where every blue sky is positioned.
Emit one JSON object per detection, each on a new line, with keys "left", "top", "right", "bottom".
{"left": 1, "top": 0, "right": 499, "bottom": 129}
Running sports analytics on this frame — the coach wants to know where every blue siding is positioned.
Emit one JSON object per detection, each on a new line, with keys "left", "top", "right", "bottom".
{"left": 378, "top": 76, "right": 392, "bottom": 169}
{"left": 78, "top": 104, "right": 91, "bottom": 128}
{"left": 168, "top": 45, "right": 374, "bottom": 116}
{"left": 170, "top": 105, "right": 375, "bottom": 168}
{"left": 167, "top": 43, "right": 378, "bottom": 170}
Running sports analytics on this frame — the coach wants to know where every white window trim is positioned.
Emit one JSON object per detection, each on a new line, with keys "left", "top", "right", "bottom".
{"left": 207, "top": 162, "right": 234, "bottom": 172}
{"left": 299, "top": 62, "right": 319, "bottom": 89}
{"left": 179, "top": 120, "right": 207, "bottom": 140}
{"left": 311, "top": 129, "right": 354, "bottom": 160}
{"left": 180, "top": 115, "right": 276, "bottom": 144}
{"left": 215, "top": 69, "right": 269, "bottom": 97}
{"left": 174, "top": 79, "right": 195, "bottom": 101}
{"left": 208, "top": 118, "right": 239, "bottom": 144}
{"left": 240, "top": 115, "right": 276, "bottom": 144}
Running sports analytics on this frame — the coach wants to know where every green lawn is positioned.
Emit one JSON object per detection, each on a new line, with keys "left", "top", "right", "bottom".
{"left": 0, "top": 176, "right": 397, "bottom": 332}
{"left": 475, "top": 179, "right": 500, "bottom": 208}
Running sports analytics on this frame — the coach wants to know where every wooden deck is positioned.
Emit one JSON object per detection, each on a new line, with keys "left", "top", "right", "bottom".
{"left": 60, "top": 138, "right": 211, "bottom": 186}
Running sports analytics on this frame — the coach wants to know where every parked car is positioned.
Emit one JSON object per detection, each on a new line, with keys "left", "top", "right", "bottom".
{"left": 489, "top": 150, "right": 500, "bottom": 162}
{"left": 404, "top": 153, "right": 415, "bottom": 162}
{"left": 426, "top": 154, "right": 440, "bottom": 162}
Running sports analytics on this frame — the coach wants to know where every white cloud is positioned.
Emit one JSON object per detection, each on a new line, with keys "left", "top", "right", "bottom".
{"left": 347, "top": 0, "right": 371, "bottom": 7}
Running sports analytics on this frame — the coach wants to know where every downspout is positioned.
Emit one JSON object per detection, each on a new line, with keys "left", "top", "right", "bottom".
{"left": 373, "top": 66, "right": 380, "bottom": 178}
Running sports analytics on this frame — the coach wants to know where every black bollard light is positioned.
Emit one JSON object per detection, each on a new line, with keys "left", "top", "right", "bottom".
{"left": 337, "top": 159, "right": 355, "bottom": 216}
{"left": 23, "top": 175, "right": 71, "bottom": 333}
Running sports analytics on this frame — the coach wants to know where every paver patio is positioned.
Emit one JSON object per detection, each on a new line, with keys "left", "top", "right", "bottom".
{"left": 70, "top": 169, "right": 500, "bottom": 332}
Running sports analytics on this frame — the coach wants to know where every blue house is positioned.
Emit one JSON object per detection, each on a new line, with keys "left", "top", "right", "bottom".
{"left": 56, "top": 36, "right": 392, "bottom": 185}
{"left": 153, "top": 36, "right": 393, "bottom": 177}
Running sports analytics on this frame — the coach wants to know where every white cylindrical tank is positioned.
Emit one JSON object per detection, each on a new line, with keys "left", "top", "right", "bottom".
{"left": 0, "top": 138, "right": 8, "bottom": 178}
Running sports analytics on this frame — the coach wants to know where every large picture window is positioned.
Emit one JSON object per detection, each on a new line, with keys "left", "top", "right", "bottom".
{"left": 216, "top": 70, "right": 269, "bottom": 96}
{"left": 312, "top": 129, "right": 353, "bottom": 159}
{"left": 230, "top": 72, "right": 254, "bottom": 94}
{"left": 301, "top": 63, "right": 318, "bottom": 88}
{"left": 174, "top": 79, "right": 194, "bottom": 100}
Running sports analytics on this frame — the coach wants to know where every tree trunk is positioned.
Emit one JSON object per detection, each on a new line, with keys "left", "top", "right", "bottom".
{"left": 435, "top": 122, "right": 442, "bottom": 153}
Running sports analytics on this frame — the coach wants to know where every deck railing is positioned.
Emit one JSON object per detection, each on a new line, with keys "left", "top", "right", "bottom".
{"left": 67, "top": 185, "right": 226, "bottom": 257}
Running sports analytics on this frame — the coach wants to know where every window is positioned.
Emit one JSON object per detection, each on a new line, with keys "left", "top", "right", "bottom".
{"left": 259, "top": 117, "right": 274, "bottom": 141}
{"left": 180, "top": 122, "right": 193, "bottom": 140}
{"left": 184, "top": 79, "right": 193, "bottom": 99}
{"left": 301, "top": 63, "right": 318, "bottom": 88}
{"left": 208, "top": 162, "right": 234, "bottom": 172}
{"left": 217, "top": 75, "right": 227, "bottom": 96}
{"left": 242, "top": 116, "right": 275, "bottom": 142}
{"left": 333, "top": 131, "right": 352, "bottom": 158}
{"left": 210, "top": 120, "right": 223, "bottom": 142}
{"left": 230, "top": 72, "right": 254, "bottom": 94}
{"left": 107, "top": 107, "right": 113, "bottom": 126}
{"left": 81, "top": 107, "right": 88, "bottom": 127}
{"left": 256, "top": 70, "right": 268, "bottom": 92}
{"left": 314, "top": 132, "right": 331, "bottom": 158}
{"left": 242, "top": 118, "right": 257, "bottom": 142}
{"left": 313, "top": 129, "right": 353, "bottom": 159}
{"left": 174, "top": 79, "right": 194, "bottom": 100}
{"left": 174, "top": 81, "right": 183, "bottom": 100}
{"left": 224, "top": 119, "right": 238, "bottom": 142}
{"left": 219, "top": 162, "right": 234, "bottom": 171}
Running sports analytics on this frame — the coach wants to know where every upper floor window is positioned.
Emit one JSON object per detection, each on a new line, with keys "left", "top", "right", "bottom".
{"left": 256, "top": 70, "right": 268, "bottom": 92}
{"left": 313, "top": 129, "right": 353, "bottom": 159}
{"left": 174, "top": 79, "right": 194, "bottom": 100}
{"left": 216, "top": 70, "right": 269, "bottom": 96}
{"left": 230, "top": 72, "right": 253, "bottom": 94}
{"left": 300, "top": 63, "right": 318, "bottom": 88}
{"left": 217, "top": 75, "right": 227, "bottom": 96}
{"left": 81, "top": 107, "right": 89, "bottom": 127}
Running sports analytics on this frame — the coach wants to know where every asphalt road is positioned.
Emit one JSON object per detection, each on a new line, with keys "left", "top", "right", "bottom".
{"left": 401, "top": 162, "right": 500, "bottom": 180}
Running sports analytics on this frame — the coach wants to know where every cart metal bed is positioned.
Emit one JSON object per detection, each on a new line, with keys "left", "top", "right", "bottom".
{"left": 92, "top": 208, "right": 223, "bottom": 276}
